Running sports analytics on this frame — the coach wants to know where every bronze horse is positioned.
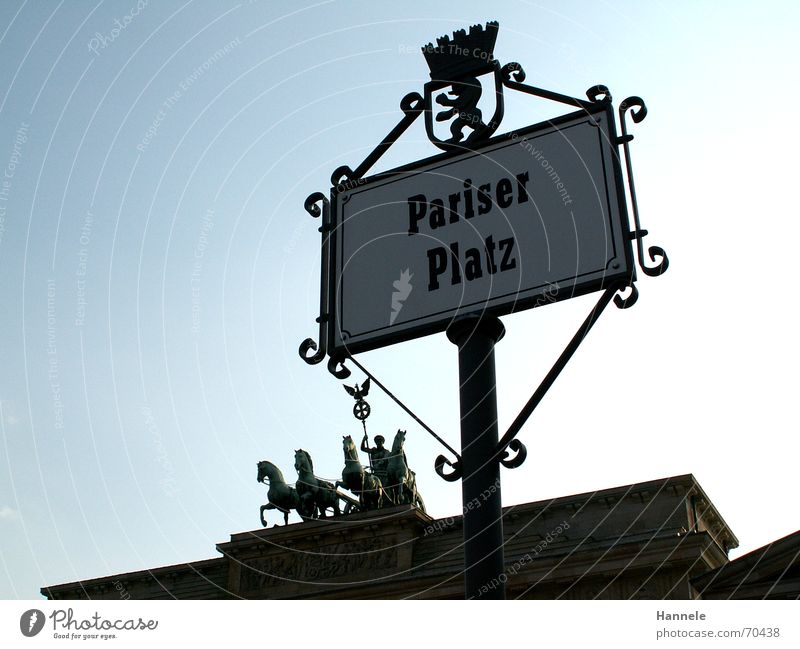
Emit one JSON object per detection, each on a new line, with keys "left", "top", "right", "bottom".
{"left": 386, "top": 429, "right": 426, "bottom": 512}
{"left": 294, "top": 449, "right": 340, "bottom": 519}
{"left": 256, "top": 460, "right": 300, "bottom": 526}
{"left": 337, "top": 435, "right": 384, "bottom": 510}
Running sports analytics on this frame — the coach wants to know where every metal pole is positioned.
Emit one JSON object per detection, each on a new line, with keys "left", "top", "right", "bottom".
{"left": 362, "top": 422, "right": 373, "bottom": 473}
{"left": 446, "top": 314, "right": 506, "bottom": 600}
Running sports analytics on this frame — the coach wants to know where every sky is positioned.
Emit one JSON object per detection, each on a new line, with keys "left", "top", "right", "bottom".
{"left": 0, "top": 0, "right": 798, "bottom": 599}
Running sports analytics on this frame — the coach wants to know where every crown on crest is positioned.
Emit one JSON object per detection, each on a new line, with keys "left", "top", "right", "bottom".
{"left": 422, "top": 21, "right": 499, "bottom": 82}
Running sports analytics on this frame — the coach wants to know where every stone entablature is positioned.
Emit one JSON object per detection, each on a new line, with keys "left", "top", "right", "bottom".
{"left": 43, "top": 474, "right": 742, "bottom": 600}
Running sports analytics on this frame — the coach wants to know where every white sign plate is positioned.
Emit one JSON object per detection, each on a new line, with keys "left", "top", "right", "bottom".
{"left": 329, "top": 104, "right": 633, "bottom": 355}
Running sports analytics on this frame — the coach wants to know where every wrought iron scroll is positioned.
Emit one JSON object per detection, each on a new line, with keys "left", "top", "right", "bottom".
{"left": 494, "top": 282, "right": 628, "bottom": 468}
{"left": 327, "top": 355, "right": 350, "bottom": 379}
{"left": 618, "top": 96, "right": 669, "bottom": 277}
{"left": 614, "top": 281, "right": 639, "bottom": 309}
{"left": 330, "top": 92, "right": 424, "bottom": 187}
{"left": 298, "top": 192, "right": 330, "bottom": 366}
{"left": 435, "top": 454, "right": 462, "bottom": 482}
{"left": 318, "top": 92, "right": 424, "bottom": 380}
{"left": 500, "top": 62, "right": 608, "bottom": 110}
{"left": 499, "top": 439, "right": 527, "bottom": 469}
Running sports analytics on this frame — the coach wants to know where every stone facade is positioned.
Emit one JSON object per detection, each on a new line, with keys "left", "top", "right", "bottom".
{"left": 43, "top": 474, "right": 749, "bottom": 600}
{"left": 691, "top": 530, "right": 800, "bottom": 599}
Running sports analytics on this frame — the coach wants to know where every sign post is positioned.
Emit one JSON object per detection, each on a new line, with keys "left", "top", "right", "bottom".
{"left": 299, "top": 21, "right": 668, "bottom": 599}
{"left": 447, "top": 314, "right": 506, "bottom": 599}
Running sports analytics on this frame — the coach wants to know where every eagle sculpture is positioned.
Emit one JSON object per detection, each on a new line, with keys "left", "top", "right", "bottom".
{"left": 343, "top": 378, "right": 370, "bottom": 401}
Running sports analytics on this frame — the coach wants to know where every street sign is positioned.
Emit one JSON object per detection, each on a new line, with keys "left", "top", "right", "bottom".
{"left": 329, "top": 102, "right": 634, "bottom": 356}
{"left": 299, "top": 20, "right": 668, "bottom": 600}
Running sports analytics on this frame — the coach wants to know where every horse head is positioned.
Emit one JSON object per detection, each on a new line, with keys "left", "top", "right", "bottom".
{"left": 342, "top": 435, "right": 359, "bottom": 462}
{"left": 294, "top": 448, "right": 313, "bottom": 473}
{"left": 257, "top": 460, "right": 284, "bottom": 485}
{"left": 392, "top": 429, "right": 406, "bottom": 453}
{"left": 257, "top": 460, "right": 269, "bottom": 483}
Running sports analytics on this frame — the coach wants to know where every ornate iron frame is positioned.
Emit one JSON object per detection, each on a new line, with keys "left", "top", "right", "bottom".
{"left": 298, "top": 56, "right": 668, "bottom": 481}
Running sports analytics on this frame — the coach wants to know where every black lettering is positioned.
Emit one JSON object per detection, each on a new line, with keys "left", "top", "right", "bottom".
{"left": 449, "top": 241, "right": 461, "bottom": 285}
{"left": 515, "top": 171, "right": 530, "bottom": 203}
{"left": 463, "top": 179, "right": 475, "bottom": 219}
{"left": 484, "top": 235, "right": 498, "bottom": 274}
{"left": 464, "top": 247, "right": 483, "bottom": 280}
{"left": 477, "top": 183, "right": 492, "bottom": 215}
{"left": 447, "top": 191, "right": 461, "bottom": 224}
{"left": 496, "top": 178, "right": 513, "bottom": 208}
{"left": 429, "top": 198, "right": 446, "bottom": 229}
{"left": 499, "top": 237, "right": 517, "bottom": 271}
{"left": 427, "top": 247, "right": 447, "bottom": 290}
{"left": 407, "top": 194, "right": 426, "bottom": 235}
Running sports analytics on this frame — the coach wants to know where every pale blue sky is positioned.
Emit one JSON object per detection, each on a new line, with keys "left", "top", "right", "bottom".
{"left": 1, "top": 0, "right": 798, "bottom": 598}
